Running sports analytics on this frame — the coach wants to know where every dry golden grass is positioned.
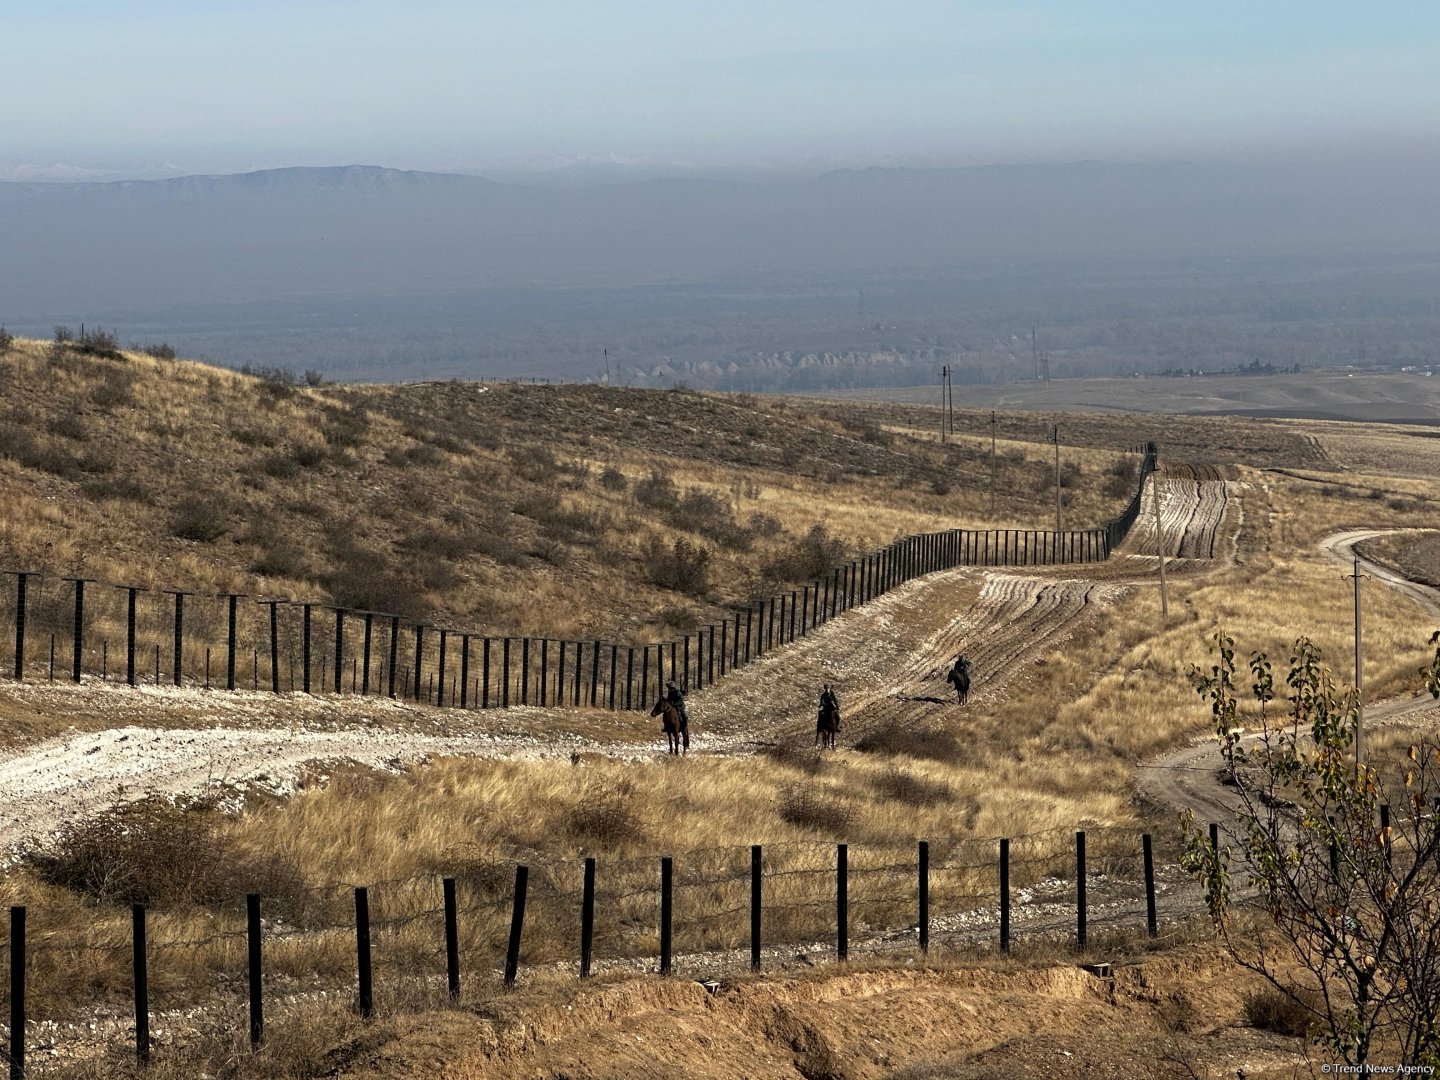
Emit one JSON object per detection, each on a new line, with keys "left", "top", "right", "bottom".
{"left": 0, "top": 337, "right": 1144, "bottom": 656}
{"left": 7, "top": 338, "right": 1440, "bottom": 1074}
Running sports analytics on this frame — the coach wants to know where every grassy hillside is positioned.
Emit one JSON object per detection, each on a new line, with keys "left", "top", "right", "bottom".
{"left": 0, "top": 336, "right": 1137, "bottom": 645}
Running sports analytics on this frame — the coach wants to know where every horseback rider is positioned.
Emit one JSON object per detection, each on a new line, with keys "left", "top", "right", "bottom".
{"left": 818, "top": 683, "right": 840, "bottom": 727}
{"left": 953, "top": 653, "right": 971, "bottom": 678}
{"left": 665, "top": 680, "right": 689, "bottom": 729}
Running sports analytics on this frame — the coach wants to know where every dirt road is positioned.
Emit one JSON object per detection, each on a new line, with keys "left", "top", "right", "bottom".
{"left": 1138, "top": 528, "right": 1440, "bottom": 825}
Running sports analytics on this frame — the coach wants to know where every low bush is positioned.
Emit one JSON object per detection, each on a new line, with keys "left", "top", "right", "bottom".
{"left": 171, "top": 497, "right": 229, "bottom": 542}
{"left": 633, "top": 468, "right": 678, "bottom": 509}
{"left": 89, "top": 372, "right": 134, "bottom": 410}
{"left": 566, "top": 781, "right": 649, "bottom": 848}
{"left": 763, "top": 524, "right": 848, "bottom": 583}
{"left": 870, "top": 767, "right": 954, "bottom": 806}
{"left": 853, "top": 722, "right": 964, "bottom": 765}
{"left": 23, "top": 796, "right": 302, "bottom": 908}
{"left": 599, "top": 465, "right": 628, "bottom": 491}
{"left": 1242, "top": 985, "right": 1317, "bottom": 1038}
{"left": 643, "top": 536, "right": 711, "bottom": 596}
{"left": 777, "top": 784, "right": 855, "bottom": 834}
{"left": 0, "top": 325, "right": 13, "bottom": 351}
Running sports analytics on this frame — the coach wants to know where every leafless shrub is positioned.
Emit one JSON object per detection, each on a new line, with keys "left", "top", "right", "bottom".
{"left": 22, "top": 796, "right": 303, "bottom": 908}
{"left": 1242, "top": 985, "right": 1317, "bottom": 1038}
{"left": 89, "top": 372, "right": 135, "bottom": 410}
{"left": 643, "top": 536, "right": 711, "bottom": 595}
{"left": 870, "top": 767, "right": 954, "bottom": 807}
{"left": 566, "top": 782, "right": 649, "bottom": 848}
{"left": 854, "top": 721, "right": 964, "bottom": 765}
{"left": 170, "top": 497, "right": 230, "bottom": 542}
{"left": 763, "top": 523, "right": 848, "bottom": 582}
{"left": 777, "top": 784, "right": 855, "bottom": 834}
{"left": 633, "top": 468, "right": 678, "bottom": 508}
{"left": 599, "top": 465, "right": 628, "bottom": 491}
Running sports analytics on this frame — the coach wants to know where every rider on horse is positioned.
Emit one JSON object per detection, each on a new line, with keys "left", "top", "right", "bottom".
{"left": 665, "top": 680, "right": 689, "bottom": 729}
{"left": 818, "top": 684, "right": 840, "bottom": 728}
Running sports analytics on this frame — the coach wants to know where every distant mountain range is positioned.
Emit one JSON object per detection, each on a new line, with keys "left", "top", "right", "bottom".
{"left": 4, "top": 160, "right": 1437, "bottom": 319}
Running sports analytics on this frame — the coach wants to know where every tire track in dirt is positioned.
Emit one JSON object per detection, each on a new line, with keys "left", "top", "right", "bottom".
{"left": 1122, "top": 476, "right": 1230, "bottom": 560}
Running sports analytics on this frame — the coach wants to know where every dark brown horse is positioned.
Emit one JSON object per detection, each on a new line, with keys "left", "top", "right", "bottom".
{"left": 946, "top": 658, "right": 971, "bottom": 705}
{"left": 816, "top": 699, "right": 840, "bottom": 749}
{"left": 651, "top": 696, "right": 688, "bottom": 755}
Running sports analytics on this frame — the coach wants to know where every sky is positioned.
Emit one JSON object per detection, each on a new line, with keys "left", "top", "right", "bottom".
{"left": 3, "top": 1, "right": 1438, "bottom": 181}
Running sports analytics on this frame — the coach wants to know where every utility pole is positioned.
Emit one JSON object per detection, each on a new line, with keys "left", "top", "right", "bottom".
{"left": 940, "top": 366, "right": 949, "bottom": 443}
{"left": 1348, "top": 556, "right": 1368, "bottom": 767}
{"left": 946, "top": 361, "right": 954, "bottom": 434}
{"left": 1053, "top": 425, "right": 1062, "bottom": 534}
{"left": 989, "top": 410, "right": 997, "bottom": 515}
{"left": 1152, "top": 461, "right": 1168, "bottom": 617}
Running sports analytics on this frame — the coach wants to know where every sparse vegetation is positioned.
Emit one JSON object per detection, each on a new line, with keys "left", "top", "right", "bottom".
{"left": 170, "top": 497, "right": 230, "bottom": 542}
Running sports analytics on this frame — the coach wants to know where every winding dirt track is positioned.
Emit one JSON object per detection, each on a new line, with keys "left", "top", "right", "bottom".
{"left": 0, "top": 477, "right": 1235, "bottom": 846}
{"left": 1138, "top": 528, "right": 1440, "bottom": 824}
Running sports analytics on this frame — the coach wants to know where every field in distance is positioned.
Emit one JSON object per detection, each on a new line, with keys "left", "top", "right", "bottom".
{"left": 827, "top": 368, "right": 1440, "bottom": 423}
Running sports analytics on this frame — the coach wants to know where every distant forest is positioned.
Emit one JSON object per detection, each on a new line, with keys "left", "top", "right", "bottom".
{"left": 21, "top": 253, "right": 1428, "bottom": 391}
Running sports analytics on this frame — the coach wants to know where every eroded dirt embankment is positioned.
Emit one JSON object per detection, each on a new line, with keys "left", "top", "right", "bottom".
{"left": 328, "top": 948, "right": 1300, "bottom": 1080}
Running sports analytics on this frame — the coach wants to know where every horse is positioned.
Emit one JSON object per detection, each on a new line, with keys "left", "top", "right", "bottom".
{"left": 650, "top": 696, "right": 688, "bottom": 755}
{"left": 946, "top": 661, "right": 971, "bottom": 705}
{"left": 816, "top": 699, "right": 840, "bottom": 749}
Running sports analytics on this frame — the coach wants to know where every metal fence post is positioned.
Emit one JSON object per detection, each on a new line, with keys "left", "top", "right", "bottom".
{"left": 504, "top": 865, "right": 529, "bottom": 988}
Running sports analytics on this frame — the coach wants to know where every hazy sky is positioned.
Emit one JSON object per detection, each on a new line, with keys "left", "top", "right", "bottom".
{"left": 5, "top": 1, "right": 1438, "bottom": 180}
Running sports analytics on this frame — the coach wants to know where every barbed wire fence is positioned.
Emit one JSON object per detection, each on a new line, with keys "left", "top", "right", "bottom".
{"left": 0, "top": 819, "right": 1223, "bottom": 1073}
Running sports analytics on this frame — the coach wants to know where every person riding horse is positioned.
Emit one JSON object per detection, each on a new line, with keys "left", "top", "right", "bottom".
{"left": 947, "top": 654, "right": 972, "bottom": 705}
{"left": 665, "top": 680, "right": 690, "bottom": 751}
{"left": 816, "top": 683, "right": 841, "bottom": 748}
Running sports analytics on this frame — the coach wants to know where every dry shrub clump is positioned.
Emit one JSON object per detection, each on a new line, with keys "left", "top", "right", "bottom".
{"left": 22, "top": 796, "right": 303, "bottom": 908}
{"left": 869, "top": 766, "right": 954, "bottom": 807}
{"left": 853, "top": 722, "right": 965, "bottom": 765}
{"left": 565, "top": 780, "right": 651, "bottom": 848}
{"left": 777, "top": 784, "right": 855, "bottom": 835}
{"left": 1242, "top": 985, "right": 1318, "bottom": 1038}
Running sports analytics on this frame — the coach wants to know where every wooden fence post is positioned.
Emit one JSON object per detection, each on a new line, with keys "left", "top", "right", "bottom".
{"left": 444, "top": 878, "right": 460, "bottom": 1002}
{"left": 11, "top": 572, "right": 27, "bottom": 680}
{"left": 10, "top": 905, "right": 25, "bottom": 1080}
{"left": 459, "top": 634, "right": 470, "bottom": 708}
{"left": 1142, "top": 834, "right": 1157, "bottom": 938}
{"left": 247, "top": 893, "right": 263, "bottom": 1046}
{"left": 355, "top": 887, "right": 373, "bottom": 1018}
{"left": 437, "top": 628, "right": 449, "bottom": 706}
{"left": 1076, "top": 831, "right": 1087, "bottom": 950}
{"left": 125, "top": 586, "right": 139, "bottom": 686}
{"left": 660, "top": 856, "right": 674, "bottom": 976}
{"left": 387, "top": 616, "right": 399, "bottom": 700}
{"left": 580, "top": 857, "right": 596, "bottom": 978}
{"left": 592, "top": 640, "right": 602, "bottom": 707}
{"left": 227, "top": 593, "right": 240, "bottom": 690}
{"left": 133, "top": 903, "right": 149, "bottom": 1066}
{"left": 502, "top": 638, "right": 512, "bottom": 708}
{"left": 302, "top": 604, "right": 313, "bottom": 693}
{"left": 1000, "top": 838, "right": 1010, "bottom": 953}
{"left": 751, "top": 844, "right": 762, "bottom": 971}
{"left": 918, "top": 840, "right": 930, "bottom": 954}
{"left": 836, "top": 843, "right": 849, "bottom": 960}
{"left": 504, "top": 865, "right": 529, "bottom": 987}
